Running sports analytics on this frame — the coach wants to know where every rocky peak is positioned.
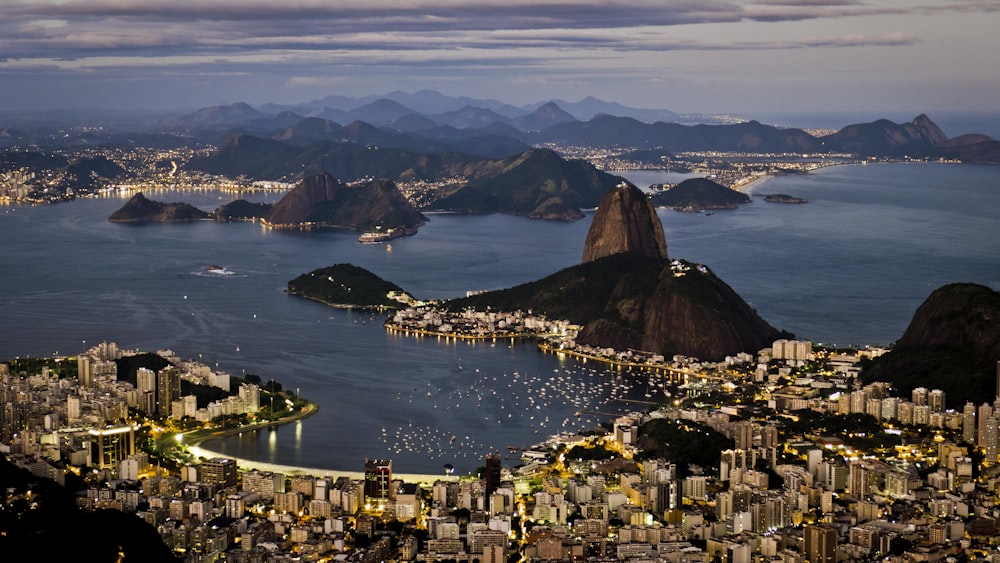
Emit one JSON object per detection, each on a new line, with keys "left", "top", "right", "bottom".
{"left": 582, "top": 182, "right": 667, "bottom": 263}
{"left": 908, "top": 114, "right": 949, "bottom": 146}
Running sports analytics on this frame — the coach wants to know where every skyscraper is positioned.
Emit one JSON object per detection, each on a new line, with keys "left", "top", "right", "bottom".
{"left": 200, "top": 457, "right": 238, "bottom": 487}
{"left": 804, "top": 524, "right": 837, "bottom": 563}
{"left": 364, "top": 458, "right": 393, "bottom": 505}
{"left": 157, "top": 367, "right": 181, "bottom": 417}
{"left": 485, "top": 452, "right": 502, "bottom": 499}
{"left": 963, "top": 402, "right": 977, "bottom": 444}
{"left": 88, "top": 425, "right": 136, "bottom": 470}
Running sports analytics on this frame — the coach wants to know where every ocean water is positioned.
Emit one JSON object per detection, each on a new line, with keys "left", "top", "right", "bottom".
{"left": 1, "top": 162, "right": 997, "bottom": 474}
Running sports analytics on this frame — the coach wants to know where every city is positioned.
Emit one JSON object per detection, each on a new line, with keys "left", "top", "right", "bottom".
{"left": 3, "top": 333, "right": 1000, "bottom": 562}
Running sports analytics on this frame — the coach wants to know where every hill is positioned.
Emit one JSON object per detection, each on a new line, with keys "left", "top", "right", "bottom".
{"left": 650, "top": 177, "right": 751, "bottom": 210}
{"left": 583, "top": 181, "right": 667, "bottom": 263}
{"left": 864, "top": 283, "right": 1000, "bottom": 407}
{"left": 214, "top": 199, "right": 272, "bottom": 221}
{"left": 818, "top": 114, "right": 949, "bottom": 156}
{"left": 108, "top": 193, "right": 210, "bottom": 222}
{"left": 430, "top": 148, "right": 623, "bottom": 220}
{"left": 287, "top": 264, "right": 411, "bottom": 309}
{"left": 264, "top": 173, "right": 426, "bottom": 233}
{"left": 450, "top": 253, "right": 781, "bottom": 361}
{"left": 449, "top": 183, "right": 781, "bottom": 361}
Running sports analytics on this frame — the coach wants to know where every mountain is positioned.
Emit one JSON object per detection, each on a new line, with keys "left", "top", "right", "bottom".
{"left": 818, "top": 114, "right": 950, "bottom": 155}
{"left": 583, "top": 182, "right": 667, "bottom": 263}
{"left": 287, "top": 263, "right": 410, "bottom": 309}
{"left": 176, "top": 102, "right": 262, "bottom": 126}
{"left": 188, "top": 133, "right": 302, "bottom": 179}
{"left": 450, "top": 182, "right": 782, "bottom": 360}
{"left": 264, "top": 172, "right": 426, "bottom": 233}
{"left": 864, "top": 283, "right": 1000, "bottom": 407}
{"left": 452, "top": 253, "right": 782, "bottom": 361}
{"left": 536, "top": 115, "right": 818, "bottom": 152}
{"left": 510, "top": 102, "right": 578, "bottom": 131}
{"left": 649, "top": 177, "right": 751, "bottom": 210}
{"left": 190, "top": 136, "right": 622, "bottom": 220}
{"left": 939, "top": 138, "right": 1000, "bottom": 164}
{"left": 382, "top": 89, "right": 525, "bottom": 117}
{"left": 348, "top": 98, "right": 419, "bottom": 125}
{"left": 430, "top": 148, "right": 624, "bottom": 220}
{"left": 108, "top": 192, "right": 210, "bottom": 222}
{"left": 431, "top": 106, "right": 513, "bottom": 129}
{"left": 214, "top": 199, "right": 272, "bottom": 221}
{"left": 63, "top": 155, "right": 129, "bottom": 190}
{"left": 534, "top": 96, "right": 680, "bottom": 123}
{"left": 389, "top": 113, "right": 440, "bottom": 132}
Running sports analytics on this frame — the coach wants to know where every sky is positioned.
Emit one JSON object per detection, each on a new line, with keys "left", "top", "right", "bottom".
{"left": 2, "top": 0, "right": 999, "bottom": 116}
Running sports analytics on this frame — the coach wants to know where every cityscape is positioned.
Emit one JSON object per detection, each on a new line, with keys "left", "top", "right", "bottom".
{"left": 5, "top": 334, "right": 1000, "bottom": 562}
{"left": 3, "top": 1, "right": 1000, "bottom": 562}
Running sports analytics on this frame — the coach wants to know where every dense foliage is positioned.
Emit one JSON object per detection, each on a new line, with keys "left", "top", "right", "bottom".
{"left": 288, "top": 263, "right": 408, "bottom": 308}
{"left": 634, "top": 418, "right": 731, "bottom": 477}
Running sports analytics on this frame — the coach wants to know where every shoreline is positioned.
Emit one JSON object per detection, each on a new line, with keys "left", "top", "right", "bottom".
{"left": 183, "top": 401, "right": 458, "bottom": 483}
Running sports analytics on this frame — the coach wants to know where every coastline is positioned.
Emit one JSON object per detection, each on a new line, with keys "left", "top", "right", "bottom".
{"left": 182, "top": 401, "right": 457, "bottom": 483}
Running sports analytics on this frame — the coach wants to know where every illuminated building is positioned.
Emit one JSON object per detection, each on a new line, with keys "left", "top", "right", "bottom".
{"left": 88, "top": 425, "right": 136, "bottom": 470}
{"left": 364, "top": 458, "right": 393, "bottom": 504}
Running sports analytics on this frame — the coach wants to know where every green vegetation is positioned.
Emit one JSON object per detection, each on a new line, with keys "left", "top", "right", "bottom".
{"left": 108, "top": 192, "right": 210, "bottom": 222}
{"left": 3, "top": 356, "right": 77, "bottom": 379}
{"left": 779, "top": 412, "right": 902, "bottom": 450}
{"left": 634, "top": 418, "right": 731, "bottom": 477}
{"left": 566, "top": 442, "right": 618, "bottom": 461}
{"left": 0, "top": 454, "right": 179, "bottom": 562}
{"left": 649, "top": 177, "right": 750, "bottom": 210}
{"left": 288, "top": 263, "right": 410, "bottom": 309}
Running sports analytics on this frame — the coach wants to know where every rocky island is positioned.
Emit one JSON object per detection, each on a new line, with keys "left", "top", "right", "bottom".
{"left": 108, "top": 192, "right": 211, "bottom": 223}
{"left": 763, "top": 193, "right": 808, "bottom": 204}
{"left": 453, "top": 182, "right": 782, "bottom": 360}
{"left": 287, "top": 263, "right": 417, "bottom": 309}
{"left": 649, "top": 177, "right": 751, "bottom": 211}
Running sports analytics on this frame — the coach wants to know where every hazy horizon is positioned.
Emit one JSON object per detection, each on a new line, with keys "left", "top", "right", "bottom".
{"left": 3, "top": 1, "right": 998, "bottom": 116}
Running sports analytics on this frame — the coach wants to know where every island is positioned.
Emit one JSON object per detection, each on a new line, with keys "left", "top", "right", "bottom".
{"left": 649, "top": 177, "right": 751, "bottom": 212}
{"left": 286, "top": 263, "right": 421, "bottom": 309}
{"left": 108, "top": 192, "right": 211, "bottom": 222}
{"left": 763, "top": 193, "right": 808, "bottom": 204}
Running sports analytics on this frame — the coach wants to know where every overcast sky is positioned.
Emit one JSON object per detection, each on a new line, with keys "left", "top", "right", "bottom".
{"left": 2, "top": 0, "right": 999, "bottom": 116}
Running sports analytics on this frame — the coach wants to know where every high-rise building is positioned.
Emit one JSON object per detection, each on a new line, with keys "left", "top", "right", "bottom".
{"left": 364, "top": 458, "right": 393, "bottom": 505}
{"left": 485, "top": 453, "right": 501, "bottom": 500}
{"left": 201, "top": 457, "right": 238, "bottom": 488}
{"left": 734, "top": 421, "right": 754, "bottom": 450}
{"left": 88, "top": 425, "right": 136, "bottom": 470}
{"left": 978, "top": 403, "right": 994, "bottom": 449}
{"left": 77, "top": 354, "right": 93, "bottom": 388}
{"left": 136, "top": 368, "right": 156, "bottom": 414}
{"left": 983, "top": 416, "right": 999, "bottom": 462}
{"left": 804, "top": 524, "right": 837, "bottom": 563}
{"left": 157, "top": 367, "right": 181, "bottom": 417}
{"left": 963, "top": 402, "right": 977, "bottom": 444}
{"left": 912, "top": 387, "right": 928, "bottom": 407}
{"left": 928, "top": 389, "right": 946, "bottom": 413}
{"left": 996, "top": 360, "right": 1000, "bottom": 400}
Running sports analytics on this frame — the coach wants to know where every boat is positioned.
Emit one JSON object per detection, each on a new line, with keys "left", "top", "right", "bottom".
{"left": 205, "top": 265, "right": 235, "bottom": 276}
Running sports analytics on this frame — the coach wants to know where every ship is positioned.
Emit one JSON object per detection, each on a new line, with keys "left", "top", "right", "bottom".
{"left": 358, "top": 226, "right": 412, "bottom": 244}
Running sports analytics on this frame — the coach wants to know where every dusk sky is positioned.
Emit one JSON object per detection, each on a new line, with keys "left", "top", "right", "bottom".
{"left": 3, "top": 0, "right": 999, "bottom": 116}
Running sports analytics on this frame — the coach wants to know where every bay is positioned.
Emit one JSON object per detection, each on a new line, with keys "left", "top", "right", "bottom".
{"left": 1, "top": 162, "right": 997, "bottom": 474}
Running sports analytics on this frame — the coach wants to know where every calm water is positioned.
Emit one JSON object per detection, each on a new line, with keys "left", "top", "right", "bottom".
{"left": 1, "top": 162, "right": 998, "bottom": 474}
